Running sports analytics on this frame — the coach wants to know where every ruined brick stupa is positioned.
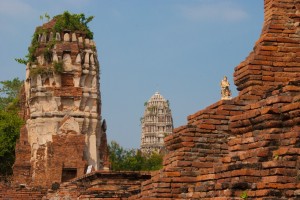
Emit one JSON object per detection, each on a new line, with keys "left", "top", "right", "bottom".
{"left": 140, "top": 92, "right": 173, "bottom": 154}
{"left": 13, "top": 12, "right": 108, "bottom": 187}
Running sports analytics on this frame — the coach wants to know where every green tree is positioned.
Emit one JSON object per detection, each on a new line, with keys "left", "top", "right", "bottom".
{"left": 108, "top": 140, "right": 126, "bottom": 171}
{"left": 142, "top": 153, "right": 163, "bottom": 171}
{"left": 0, "top": 78, "right": 24, "bottom": 176}
{"left": 122, "top": 149, "right": 144, "bottom": 171}
{"left": 0, "top": 110, "right": 23, "bottom": 175}
{"left": 0, "top": 78, "right": 23, "bottom": 111}
{"left": 108, "top": 141, "right": 163, "bottom": 171}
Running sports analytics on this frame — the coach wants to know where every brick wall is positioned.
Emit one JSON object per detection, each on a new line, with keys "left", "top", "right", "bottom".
{"left": 43, "top": 171, "right": 151, "bottom": 199}
{"left": 130, "top": 0, "right": 300, "bottom": 199}
{"left": 30, "top": 134, "right": 87, "bottom": 187}
{"left": 0, "top": 184, "right": 45, "bottom": 200}
{"left": 234, "top": 0, "right": 300, "bottom": 94}
{"left": 3, "top": 0, "right": 300, "bottom": 199}
{"left": 13, "top": 126, "right": 32, "bottom": 186}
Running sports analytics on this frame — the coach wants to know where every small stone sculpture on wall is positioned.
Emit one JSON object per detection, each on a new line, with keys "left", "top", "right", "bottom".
{"left": 221, "top": 76, "right": 232, "bottom": 100}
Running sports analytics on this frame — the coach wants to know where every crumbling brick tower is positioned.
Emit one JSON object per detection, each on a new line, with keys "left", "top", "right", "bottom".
{"left": 13, "top": 12, "right": 107, "bottom": 187}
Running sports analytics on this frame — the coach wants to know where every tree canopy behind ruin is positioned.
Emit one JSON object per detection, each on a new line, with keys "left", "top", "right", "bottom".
{"left": 0, "top": 78, "right": 23, "bottom": 111}
{"left": 0, "top": 78, "right": 23, "bottom": 176}
{"left": 108, "top": 141, "right": 163, "bottom": 171}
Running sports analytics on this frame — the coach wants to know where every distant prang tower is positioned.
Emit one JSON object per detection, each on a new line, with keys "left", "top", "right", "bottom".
{"left": 13, "top": 12, "right": 108, "bottom": 187}
{"left": 140, "top": 92, "right": 173, "bottom": 154}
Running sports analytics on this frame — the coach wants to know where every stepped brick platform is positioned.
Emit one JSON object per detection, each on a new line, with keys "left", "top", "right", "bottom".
{"left": 1, "top": 171, "right": 151, "bottom": 200}
{"left": 0, "top": 184, "right": 46, "bottom": 200}
{"left": 2, "top": 0, "right": 300, "bottom": 199}
{"left": 43, "top": 171, "right": 151, "bottom": 199}
{"left": 130, "top": 78, "right": 300, "bottom": 199}
{"left": 128, "top": 0, "right": 300, "bottom": 199}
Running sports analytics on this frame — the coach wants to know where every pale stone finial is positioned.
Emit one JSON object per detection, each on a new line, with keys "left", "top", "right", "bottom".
{"left": 37, "top": 55, "right": 45, "bottom": 65}
{"left": 72, "top": 33, "right": 77, "bottom": 41}
{"left": 52, "top": 51, "right": 58, "bottom": 62}
{"left": 85, "top": 38, "right": 90, "bottom": 45}
{"left": 92, "top": 76, "right": 97, "bottom": 89}
{"left": 74, "top": 76, "right": 80, "bottom": 87}
{"left": 78, "top": 37, "right": 83, "bottom": 43}
{"left": 64, "top": 33, "right": 70, "bottom": 42}
{"left": 90, "top": 54, "right": 95, "bottom": 65}
{"left": 41, "top": 32, "right": 47, "bottom": 42}
{"left": 49, "top": 32, "right": 54, "bottom": 41}
{"left": 221, "top": 76, "right": 232, "bottom": 100}
{"left": 63, "top": 54, "right": 72, "bottom": 71}
{"left": 75, "top": 54, "right": 82, "bottom": 64}
{"left": 38, "top": 34, "right": 42, "bottom": 42}
{"left": 55, "top": 33, "right": 61, "bottom": 41}
{"left": 37, "top": 75, "right": 42, "bottom": 87}
{"left": 84, "top": 53, "right": 90, "bottom": 64}
{"left": 90, "top": 40, "right": 94, "bottom": 47}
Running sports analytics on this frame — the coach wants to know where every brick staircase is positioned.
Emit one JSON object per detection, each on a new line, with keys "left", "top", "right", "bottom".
{"left": 0, "top": 185, "right": 45, "bottom": 200}
{"left": 43, "top": 171, "right": 151, "bottom": 199}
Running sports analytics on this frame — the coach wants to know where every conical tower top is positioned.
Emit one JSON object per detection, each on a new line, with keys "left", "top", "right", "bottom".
{"left": 148, "top": 91, "right": 167, "bottom": 104}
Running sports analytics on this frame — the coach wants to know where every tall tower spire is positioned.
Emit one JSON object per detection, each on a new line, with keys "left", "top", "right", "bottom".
{"left": 13, "top": 12, "right": 106, "bottom": 187}
{"left": 140, "top": 92, "right": 173, "bottom": 154}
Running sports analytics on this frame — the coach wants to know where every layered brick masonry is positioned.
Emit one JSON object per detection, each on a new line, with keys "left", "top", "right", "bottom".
{"left": 130, "top": 0, "right": 300, "bottom": 199}
{"left": 3, "top": 0, "right": 300, "bottom": 199}
{"left": 12, "top": 17, "right": 108, "bottom": 188}
{"left": 43, "top": 171, "right": 151, "bottom": 199}
{"left": 0, "top": 171, "right": 151, "bottom": 200}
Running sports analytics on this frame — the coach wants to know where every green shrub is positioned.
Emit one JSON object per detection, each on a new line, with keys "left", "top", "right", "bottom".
{"left": 43, "top": 48, "right": 52, "bottom": 63}
{"left": 240, "top": 191, "right": 248, "bottom": 199}
{"left": 16, "top": 11, "right": 94, "bottom": 65}
{"left": 108, "top": 141, "right": 163, "bottom": 171}
{"left": 53, "top": 11, "right": 94, "bottom": 39}
{"left": 29, "top": 66, "right": 53, "bottom": 77}
{"left": 53, "top": 61, "right": 64, "bottom": 73}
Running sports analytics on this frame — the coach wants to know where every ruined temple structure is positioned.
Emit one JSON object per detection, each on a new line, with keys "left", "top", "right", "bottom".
{"left": 129, "top": 0, "right": 300, "bottom": 198}
{"left": 12, "top": 13, "right": 109, "bottom": 188}
{"left": 140, "top": 92, "right": 173, "bottom": 154}
{"left": 2, "top": 0, "right": 300, "bottom": 199}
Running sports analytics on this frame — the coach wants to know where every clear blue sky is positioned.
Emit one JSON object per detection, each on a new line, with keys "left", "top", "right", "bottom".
{"left": 0, "top": 0, "right": 264, "bottom": 149}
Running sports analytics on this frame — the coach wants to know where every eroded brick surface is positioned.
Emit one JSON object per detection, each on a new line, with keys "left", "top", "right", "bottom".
{"left": 12, "top": 16, "right": 107, "bottom": 189}
{"left": 2, "top": 0, "right": 300, "bottom": 199}
{"left": 129, "top": 0, "right": 300, "bottom": 199}
{"left": 43, "top": 171, "right": 151, "bottom": 200}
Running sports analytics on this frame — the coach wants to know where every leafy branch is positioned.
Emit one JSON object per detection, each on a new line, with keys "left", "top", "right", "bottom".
{"left": 15, "top": 11, "right": 94, "bottom": 66}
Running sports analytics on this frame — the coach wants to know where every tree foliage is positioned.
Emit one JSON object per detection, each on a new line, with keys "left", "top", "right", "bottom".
{"left": 53, "top": 11, "right": 94, "bottom": 39}
{"left": 0, "top": 78, "right": 24, "bottom": 176}
{"left": 0, "top": 111, "right": 23, "bottom": 175}
{"left": 0, "top": 78, "right": 23, "bottom": 111}
{"left": 15, "top": 11, "right": 94, "bottom": 65}
{"left": 108, "top": 141, "right": 163, "bottom": 171}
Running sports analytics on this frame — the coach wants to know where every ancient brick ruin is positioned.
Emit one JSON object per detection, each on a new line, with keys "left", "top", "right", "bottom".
{"left": 140, "top": 92, "right": 173, "bottom": 154}
{"left": 130, "top": 0, "right": 300, "bottom": 199}
{"left": 12, "top": 15, "right": 108, "bottom": 188}
{"left": 43, "top": 171, "right": 151, "bottom": 199}
{"left": 1, "top": 0, "right": 300, "bottom": 199}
